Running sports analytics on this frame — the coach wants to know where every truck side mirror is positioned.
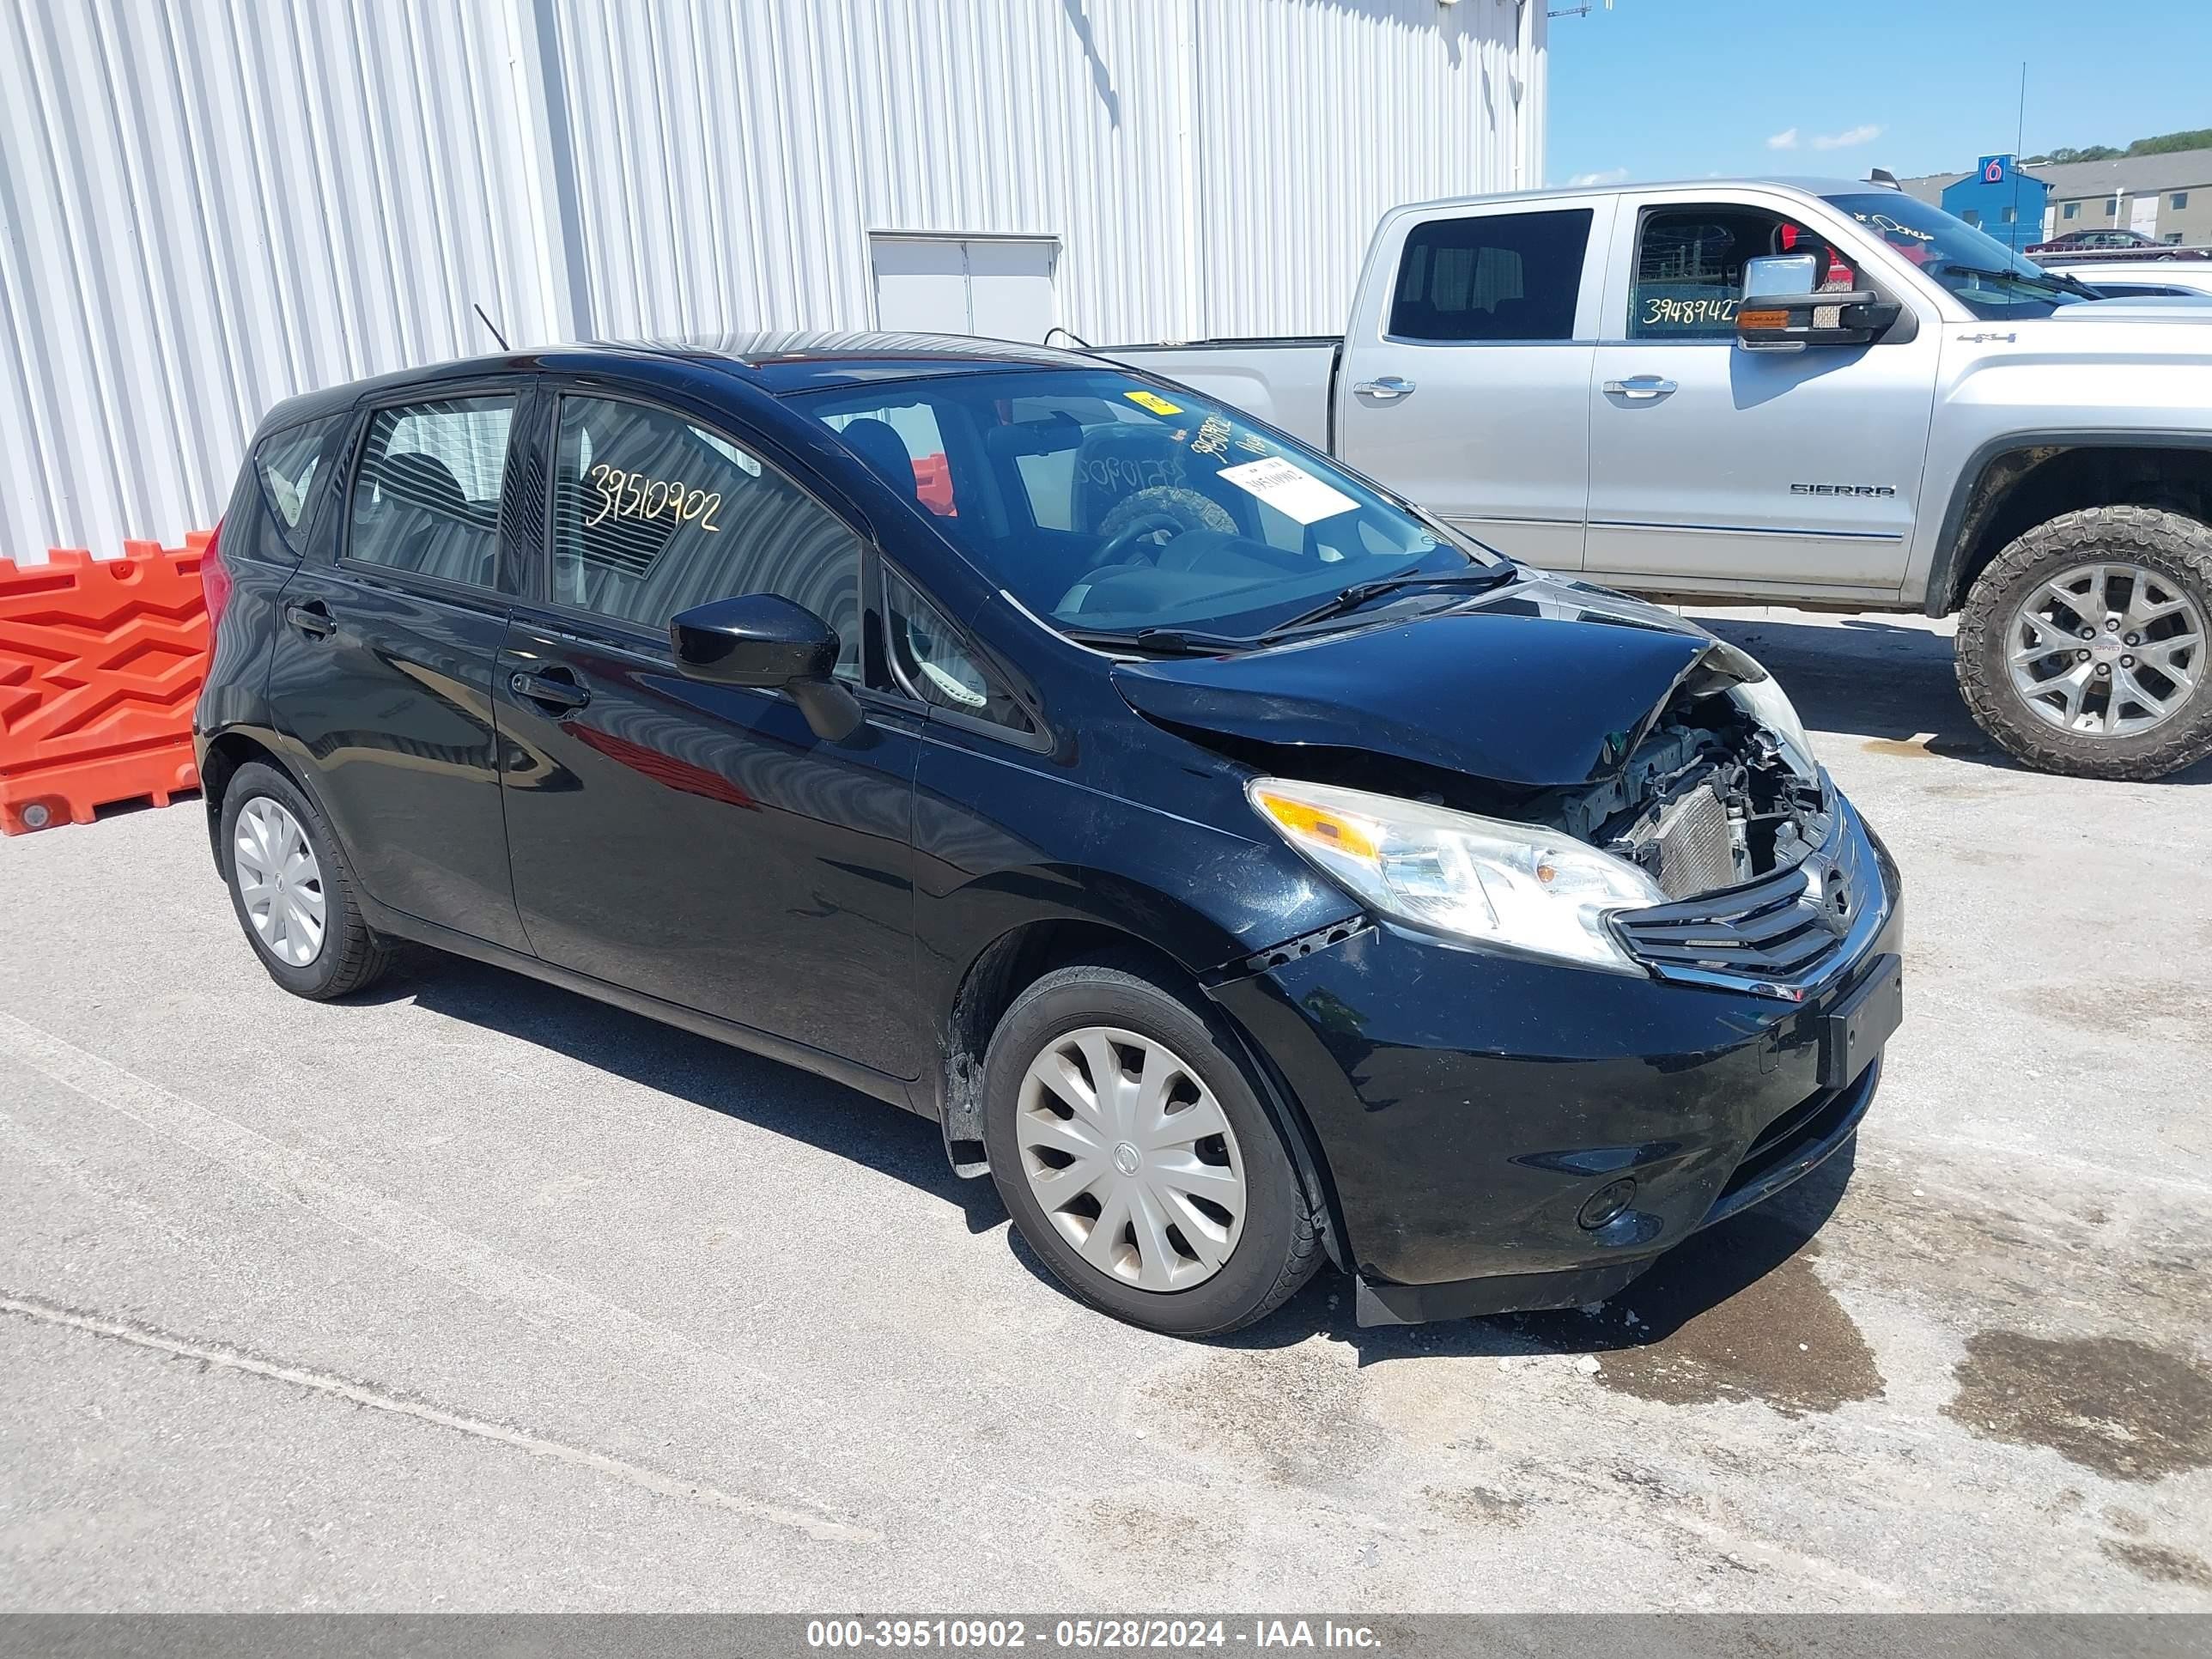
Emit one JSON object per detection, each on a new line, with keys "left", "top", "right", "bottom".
{"left": 1743, "top": 253, "right": 1820, "bottom": 299}
{"left": 1735, "top": 276, "right": 1904, "bottom": 353}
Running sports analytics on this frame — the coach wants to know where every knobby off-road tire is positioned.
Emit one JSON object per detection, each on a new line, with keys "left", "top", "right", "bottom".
{"left": 219, "top": 761, "right": 395, "bottom": 1000}
{"left": 1955, "top": 506, "right": 2212, "bottom": 781}
{"left": 981, "top": 952, "right": 1324, "bottom": 1337}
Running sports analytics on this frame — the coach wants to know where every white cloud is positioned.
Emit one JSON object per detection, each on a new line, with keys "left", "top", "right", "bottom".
{"left": 1566, "top": 167, "right": 1630, "bottom": 187}
{"left": 1766, "top": 128, "right": 1800, "bottom": 151}
{"left": 1813, "top": 124, "right": 1884, "bottom": 151}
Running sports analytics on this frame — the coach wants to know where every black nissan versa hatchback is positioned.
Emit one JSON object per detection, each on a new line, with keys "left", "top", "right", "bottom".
{"left": 193, "top": 332, "right": 1902, "bottom": 1336}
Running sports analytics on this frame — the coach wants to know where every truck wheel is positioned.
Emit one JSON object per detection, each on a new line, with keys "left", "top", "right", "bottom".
{"left": 981, "top": 953, "right": 1323, "bottom": 1337}
{"left": 1955, "top": 506, "right": 2212, "bottom": 780}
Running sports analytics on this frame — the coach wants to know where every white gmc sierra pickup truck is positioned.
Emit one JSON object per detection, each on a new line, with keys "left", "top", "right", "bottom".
{"left": 1106, "top": 177, "right": 2212, "bottom": 780}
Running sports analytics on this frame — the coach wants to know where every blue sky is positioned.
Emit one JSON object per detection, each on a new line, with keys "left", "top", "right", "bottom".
{"left": 1546, "top": 0, "right": 2212, "bottom": 188}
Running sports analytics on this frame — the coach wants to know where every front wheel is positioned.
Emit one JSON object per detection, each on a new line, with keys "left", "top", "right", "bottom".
{"left": 981, "top": 955, "right": 1323, "bottom": 1336}
{"left": 1955, "top": 506, "right": 2212, "bottom": 780}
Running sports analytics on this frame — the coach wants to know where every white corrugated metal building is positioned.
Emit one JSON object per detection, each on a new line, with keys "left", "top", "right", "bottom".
{"left": 1, "top": 0, "right": 1546, "bottom": 563}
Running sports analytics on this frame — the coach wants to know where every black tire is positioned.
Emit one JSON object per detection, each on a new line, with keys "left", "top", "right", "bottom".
{"left": 1955, "top": 505, "right": 2212, "bottom": 781}
{"left": 981, "top": 952, "right": 1324, "bottom": 1337}
{"left": 218, "top": 762, "right": 393, "bottom": 1000}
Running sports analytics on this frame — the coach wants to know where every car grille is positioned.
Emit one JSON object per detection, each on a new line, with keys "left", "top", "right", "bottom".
{"left": 1612, "top": 814, "right": 1876, "bottom": 995}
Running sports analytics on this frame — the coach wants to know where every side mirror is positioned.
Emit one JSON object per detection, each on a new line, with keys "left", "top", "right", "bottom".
{"left": 670, "top": 594, "right": 863, "bottom": 742}
{"left": 1743, "top": 253, "right": 1820, "bottom": 299}
{"left": 1736, "top": 270, "right": 1903, "bottom": 353}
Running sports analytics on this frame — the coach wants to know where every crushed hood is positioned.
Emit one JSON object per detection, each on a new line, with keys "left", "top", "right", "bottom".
{"left": 1111, "top": 574, "right": 1745, "bottom": 789}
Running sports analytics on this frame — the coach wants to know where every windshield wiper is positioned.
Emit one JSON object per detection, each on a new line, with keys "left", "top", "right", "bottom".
{"left": 1257, "top": 564, "right": 1517, "bottom": 641}
{"left": 1059, "top": 625, "right": 1257, "bottom": 656}
{"left": 1941, "top": 262, "right": 2087, "bottom": 301}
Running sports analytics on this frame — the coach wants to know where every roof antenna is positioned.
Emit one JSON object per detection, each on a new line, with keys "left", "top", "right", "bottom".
{"left": 472, "top": 302, "right": 511, "bottom": 353}
{"left": 1868, "top": 167, "right": 1901, "bottom": 191}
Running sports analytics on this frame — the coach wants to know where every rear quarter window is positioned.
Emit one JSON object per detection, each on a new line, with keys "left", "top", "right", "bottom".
{"left": 250, "top": 413, "right": 352, "bottom": 555}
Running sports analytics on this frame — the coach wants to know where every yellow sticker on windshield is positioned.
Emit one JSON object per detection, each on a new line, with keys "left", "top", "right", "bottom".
{"left": 1124, "top": 389, "right": 1183, "bottom": 416}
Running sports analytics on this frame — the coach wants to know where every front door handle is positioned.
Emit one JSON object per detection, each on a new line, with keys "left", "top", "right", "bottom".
{"left": 509, "top": 667, "right": 591, "bottom": 714}
{"left": 1603, "top": 375, "right": 1679, "bottom": 400}
{"left": 283, "top": 600, "right": 335, "bottom": 639}
{"left": 1351, "top": 375, "right": 1417, "bottom": 400}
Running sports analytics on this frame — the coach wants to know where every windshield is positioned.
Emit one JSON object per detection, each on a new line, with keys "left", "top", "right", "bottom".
{"left": 1822, "top": 191, "right": 2094, "bottom": 320}
{"left": 790, "top": 368, "right": 1503, "bottom": 645}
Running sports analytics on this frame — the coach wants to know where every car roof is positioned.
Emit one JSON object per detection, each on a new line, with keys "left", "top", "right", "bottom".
{"left": 1386, "top": 176, "right": 1883, "bottom": 216}
{"left": 254, "top": 330, "right": 1103, "bottom": 436}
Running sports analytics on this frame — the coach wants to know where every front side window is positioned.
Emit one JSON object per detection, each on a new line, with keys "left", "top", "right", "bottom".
{"left": 347, "top": 396, "right": 514, "bottom": 588}
{"left": 1630, "top": 207, "right": 1839, "bottom": 338}
{"left": 793, "top": 368, "right": 1504, "bottom": 644}
{"left": 1823, "top": 191, "right": 2092, "bottom": 319}
{"left": 1389, "top": 209, "right": 1590, "bottom": 342}
{"left": 551, "top": 396, "right": 860, "bottom": 680}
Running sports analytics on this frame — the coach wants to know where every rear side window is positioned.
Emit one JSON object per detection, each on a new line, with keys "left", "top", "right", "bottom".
{"left": 252, "top": 414, "right": 349, "bottom": 550}
{"left": 346, "top": 396, "right": 515, "bottom": 589}
{"left": 551, "top": 395, "right": 862, "bottom": 680}
{"left": 1389, "top": 210, "right": 1591, "bottom": 342}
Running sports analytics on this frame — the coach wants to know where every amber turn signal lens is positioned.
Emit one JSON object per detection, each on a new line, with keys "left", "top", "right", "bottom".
{"left": 1737, "top": 307, "right": 1791, "bottom": 331}
{"left": 1251, "top": 788, "right": 1382, "bottom": 862}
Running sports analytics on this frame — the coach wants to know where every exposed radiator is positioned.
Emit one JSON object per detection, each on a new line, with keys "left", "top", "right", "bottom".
{"left": 1648, "top": 782, "right": 1741, "bottom": 899}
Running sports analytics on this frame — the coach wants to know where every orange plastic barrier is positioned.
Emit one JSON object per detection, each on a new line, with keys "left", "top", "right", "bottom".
{"left": 912, "top": 452, "right": 957, "bottom": 517}
{"left": 0, "top": 536, "right": 212, "bottom": 836}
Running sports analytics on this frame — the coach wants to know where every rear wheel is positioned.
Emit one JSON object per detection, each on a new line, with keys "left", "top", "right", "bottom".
{"left": 1955, "top": 506, "right": 2212, "bottom": 780}
{"left": 219, "top": 762, "right": 392, "bottom": 999}
{"left": 981, "top": 954, "right": 1322, "bottom": 1336}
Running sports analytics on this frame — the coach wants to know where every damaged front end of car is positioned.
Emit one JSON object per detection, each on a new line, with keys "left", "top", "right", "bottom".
{"left": 1111, "top": 577, "right": 1842, "bottom": 981}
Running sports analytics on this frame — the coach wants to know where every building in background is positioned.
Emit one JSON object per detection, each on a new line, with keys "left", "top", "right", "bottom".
{"left": 0, "top": 0, "right": 1547, "bottom": 563}
{"left": 1932, "top": 155, "right": 2048, "bottom": 254}
{"left": 1902, "top": 148, "right": 2212, "bottom": 249}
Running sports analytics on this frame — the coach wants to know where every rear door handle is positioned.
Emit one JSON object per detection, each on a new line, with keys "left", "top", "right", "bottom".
{"left": 283, "top": 600, "right": 335, "bottom": 639}
{"left": 508, "top": 667, "right": 591, "bottom": 713}
{"left": 1351, "top": 375, "right": 1417, "bottom": 400}
{"left": 1602, "top": 375, "right": 1679, "bottom": 400}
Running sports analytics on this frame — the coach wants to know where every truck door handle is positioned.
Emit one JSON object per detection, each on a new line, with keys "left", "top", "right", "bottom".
{"left": 1351, "top": 375, "right": 1417, "bottom": 399}
{"left": 1603, "top": 375, "right": 1679, "bottom": 400}
{"left": 283, "top": 600, "right": 335, "bottom": 639}
{"left": 509, "top": 667, "right": 591, "bottom": 714}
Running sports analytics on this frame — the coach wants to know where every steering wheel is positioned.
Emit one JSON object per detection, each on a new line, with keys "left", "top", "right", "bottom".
{"left": 1082, "top": 511, "right": 1187, "bottom": 575}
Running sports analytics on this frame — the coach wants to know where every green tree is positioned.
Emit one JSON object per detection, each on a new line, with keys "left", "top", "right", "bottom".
{"left": 2128, "top": 128, "right": 2212, "bottom": 156}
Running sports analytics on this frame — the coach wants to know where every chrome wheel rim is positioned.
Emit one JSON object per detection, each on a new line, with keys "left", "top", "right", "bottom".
{"left": 2005, "top": 561, "right": 2205, "bottom": 738}
{"left": 1016, "top": 1026, "right": 1247, "bottom": 1292}
{"left": 234, "top": 797, "right": 327, "bottom": 967}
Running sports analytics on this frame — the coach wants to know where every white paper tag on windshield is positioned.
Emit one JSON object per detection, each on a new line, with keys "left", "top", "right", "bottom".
{"left": 1216, "top": 456, "right": 1358, "bottom": 525}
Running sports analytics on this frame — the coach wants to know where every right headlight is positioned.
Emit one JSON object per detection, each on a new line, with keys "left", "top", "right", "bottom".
{"left": 1248, "top": 777, "right": 1665, "bottom": 974}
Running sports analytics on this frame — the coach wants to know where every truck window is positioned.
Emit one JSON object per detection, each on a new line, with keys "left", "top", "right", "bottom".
{"left": 1629, "top": 207, "right": 1835, "bottom": 340}
{"left": 1389, "top": 210, "right": 1590, "bottom": 343}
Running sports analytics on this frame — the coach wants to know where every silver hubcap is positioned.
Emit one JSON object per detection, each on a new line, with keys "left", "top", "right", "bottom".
{"left": 1017, "top": 1026, "right": 1247, "bottom": 1292}
{"left": 234, "top": 797, "right": 327, "bottom": 967}
{"left": 2006, "top": 561, "right": 2205, "bottom": 738}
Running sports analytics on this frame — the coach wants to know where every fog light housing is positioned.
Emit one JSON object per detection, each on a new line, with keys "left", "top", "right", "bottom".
{"left": 1577, "top": 1178, "right": 1638, "bottom": 1231}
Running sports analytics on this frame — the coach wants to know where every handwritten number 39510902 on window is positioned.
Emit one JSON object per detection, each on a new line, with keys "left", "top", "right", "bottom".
{"left": 586, "top": 463, "right": 723, "bottom": 532}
